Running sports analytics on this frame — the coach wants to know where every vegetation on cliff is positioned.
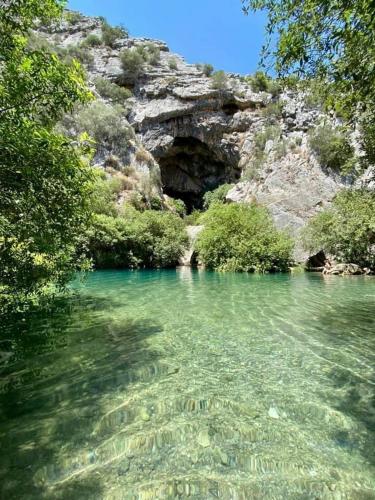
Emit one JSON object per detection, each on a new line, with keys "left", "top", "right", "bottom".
{"left": 242, "top": 0, "right": 375, "bottom": 167}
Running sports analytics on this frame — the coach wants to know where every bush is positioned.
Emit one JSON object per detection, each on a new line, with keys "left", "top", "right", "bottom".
{"left": 120, "top": 48, "right": 145, "bottom": 79}
{"left": 65, "top": 11, "right": 83, "bottom": 25}
{"left": 169, "top": 198, "right": 186, "bottom": 217}
{"left": 304, "top": 79, "right": 327, "bottom": 110}
{"left": 60, "top": 101, "right": 134, "bottom": 160}
{"left": 360, "top": 110, "right": 375, "bottom": 167}
{"left": 308, "top": 124, "right": 355, "bottom": 173}
{"left": 89, "top": 173, "right": 118, "bottom": 217}
{"left": 302, "top": 189, "right": 375, "bottom": 268}
{"left": 196, "top": 203, "right": 293, "bottom": 272}
{"left": 203, "top": 184, "right": 233, "bottom": 209}
{"left": 254, "top": 125, "right": 281, "bottom": 151}
{"left": 249, "top": 71, "right": 281, "bottom": 96}
{"left": 169, "top": 58, "right": 178, "bottom": 70}
{"left": 87, "top": 207, "right": 188, "bottom": 269}
{"left": 101, "top": 20, "right": 128, "bottom": 47}
{"left": 262, "top": 101, "right": 284, "bottom": 122}
{"left": 211, "top": 70, "right": 228, "bottom": 90}
{"left": 196, "top": 63, "right": 214, "bottom": 77}
{"left": 267, "top": 79, "right": 282, "bottom": 97}
{"left": 93, "top": 77, "right": 132, "bottom": 104}
{"left": 145, "top": 43, "right": 160, "bottom": 65}
{"left": 184, "top": 209, "right": 203, "bottom": 226}
{"left": 243, "top": 125, "right": 282, "bottom": 180}
{"left": 82, "top": 34, "right": 102, "bottom": 47}
{"left": 58, "top": 44, "right": 94, "bottom": 68}
{"left": 76, "top": 102, "right": 129, "bottom": 144}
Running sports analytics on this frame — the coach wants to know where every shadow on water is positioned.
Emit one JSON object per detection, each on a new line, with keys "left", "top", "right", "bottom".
{"left": 315, "top": 295, "right": 375, "bottom": 466}
{"left": 0, "top": 293, "right": 164, "bottom": 499}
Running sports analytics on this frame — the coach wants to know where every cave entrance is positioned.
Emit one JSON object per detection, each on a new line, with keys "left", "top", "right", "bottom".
{"left": 158, "top": 137, "right": 238, "bottom": 212}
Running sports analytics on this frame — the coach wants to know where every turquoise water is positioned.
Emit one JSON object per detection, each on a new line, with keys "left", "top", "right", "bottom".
{"left": 0, "top": 270, "right": 374, "bottom": 499}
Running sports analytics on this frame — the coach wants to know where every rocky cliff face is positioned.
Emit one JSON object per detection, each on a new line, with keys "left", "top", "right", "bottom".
{"left": 41, "top": 13, "right": 369, "bottom": 261}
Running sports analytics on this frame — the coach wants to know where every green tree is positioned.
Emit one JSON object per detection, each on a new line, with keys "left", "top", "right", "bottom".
{"left": 196, "top": 202, "right": 293, "bottom": 272}
{"left": 0, "top": 0, "right": 93, "bottom": 312}
{"left": 302, "top": 189, "right": 375, "bottom": 268}
{"left": 242, "top": 0, "right": 375, "bottom": 163}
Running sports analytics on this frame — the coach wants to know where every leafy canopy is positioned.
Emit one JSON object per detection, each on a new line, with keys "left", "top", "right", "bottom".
{"left": 0, "top": 0, "right": 93, "bottom": 312}
{"left": 242, "top": 0, "right": 375, "bottom": 100}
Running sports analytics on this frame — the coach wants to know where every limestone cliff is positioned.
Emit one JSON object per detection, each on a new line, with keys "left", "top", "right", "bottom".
{"left": 40, "top": 12, "right": 371, "bottom": 261}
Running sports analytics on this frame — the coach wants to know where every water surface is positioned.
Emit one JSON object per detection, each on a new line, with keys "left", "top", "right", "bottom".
{"left": 0, "top": 270, "right": 374, "bottom": 499}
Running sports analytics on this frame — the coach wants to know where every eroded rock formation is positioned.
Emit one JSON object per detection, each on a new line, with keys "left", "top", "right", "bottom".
{"left": 41, "top": 13, "right": 372, "bottom": 261}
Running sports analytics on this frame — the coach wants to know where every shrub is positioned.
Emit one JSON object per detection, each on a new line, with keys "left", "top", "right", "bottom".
{"left": 360, "top": 110, "right": 375, "bottom": 167}
{"left": 86, "top": 207, "right": 188, "bottom": 269}
{"left": 169, "top": 58, "right": 178, "bottom": 70}
{"left": 250, "top": 71, "right": 268, "bottom": 92}
{"left": 145, "top": 43, "right": 160, "bottom": 66}
{"left": 196, "top": 63, "right": 214, "bottom": 77}
{"left": 27, "top": 32, "right": 54, "bottom": 52}
{"left": 149, "top": 196, "right": 163, "bottom": 211}
{"left": 101, "top": 20, "right": 128, "bottom": 47}
{"left": 120, "top": 48, "right": 145, "bottom": 79}
{"left": 308, "top": 124, "right": 355, "bottom": 173}
{"left": 184, "top": 210, "right": 203, "bottom": 226}
{"left": 196, "top": 203, "right": 293, "bottom": 272}
{"left": 304, "top": 79, "right": 327, "bottom": 110}
{"left": 267, "top": 79, "right": 282, "bottom": 97}
{"left": 135, "top": 148, "right": 154, "bottom": 165}
{"left": 203, "top": 184, "right": 233, "bottom": 209}
{"left": 90, "top": 173, "right": 118, "bottom": 217}
{"left": 302, "top": 189, "right": 375, "bottom": 268}
{"left": 58, "top": 44, "right": 94, "bottom": 68}
{"left": 76, "top": 102, "right": 128, "bottom": 143}
{"left": 60, "top": 101, "right": 133, "bottom": 159}
{"left": 93, "top": 77, "right": 132, "bottom": 104}
{"left": 243, "top": 125, "right": 282, "bottom": 180}
{"left": 211, "top": 70, "right": 228, "bottom": 90}
{"left": 243, "top": 155, "right": 265, "bottom": 181}
{"left": 82, "top": 34, "right": 102, "bottom": 47}
{"left": 254, "top": 125, "right": 281, "bottom": 151}
{"left": 262, "top": 101, "right": 284, "bottom": 122}
{"left": 169, "top": 198, "right": 186, "bottom": 217}
{"left": 249, "top": 71, "right": 281, "bottom": 96}
{"left": 65, "top": 11, "right": 83, "bottom": 25}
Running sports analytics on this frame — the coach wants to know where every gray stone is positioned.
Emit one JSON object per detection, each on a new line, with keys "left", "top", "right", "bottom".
{"left": 40, "top": 13, "right": 373, "bottom": 264}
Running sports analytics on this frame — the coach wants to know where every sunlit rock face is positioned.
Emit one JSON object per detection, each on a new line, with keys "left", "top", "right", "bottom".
{"left": 41, "top": 13, "right": 371, "bottom": 259}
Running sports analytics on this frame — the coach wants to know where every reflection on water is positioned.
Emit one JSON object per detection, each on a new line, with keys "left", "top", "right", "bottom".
{"left": 0, "top": 270, "right": 374, "bottom": 499}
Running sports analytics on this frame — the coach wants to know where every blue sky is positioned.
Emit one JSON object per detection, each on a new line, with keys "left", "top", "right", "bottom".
{"left": 67, "top": 0, "right": 267, "bottom": 75}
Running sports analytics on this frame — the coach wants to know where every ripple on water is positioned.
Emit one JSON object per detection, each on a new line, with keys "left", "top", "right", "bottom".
{"left": 0, "top": 270, "right": 374, "bottom": 499}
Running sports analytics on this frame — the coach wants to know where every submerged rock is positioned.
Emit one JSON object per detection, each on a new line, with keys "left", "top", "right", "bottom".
{"left": 268, "top": 407, "right": 280, "bottom": 419}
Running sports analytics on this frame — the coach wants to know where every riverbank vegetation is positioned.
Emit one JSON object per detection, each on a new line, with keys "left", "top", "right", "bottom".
{"left": 196, "top": 202, "right": 293, "bottom": 272}
{"left": 0, "top": 0, "right": 93, "bottom": 313}
{"left": 302, "top": 189, "right": 375, "bottom": 269}
{"left": 87, "top": 175, "right": 188, "bottom": 269}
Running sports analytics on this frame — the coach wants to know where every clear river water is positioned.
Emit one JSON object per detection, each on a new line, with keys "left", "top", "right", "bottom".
{"left": 0, "top": 270, "right": 374, "bottom": 499}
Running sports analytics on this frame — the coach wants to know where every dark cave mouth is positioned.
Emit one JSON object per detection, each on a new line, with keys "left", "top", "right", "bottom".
{"left": 158, "top": 137, "right": 240, "bottom": 212}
